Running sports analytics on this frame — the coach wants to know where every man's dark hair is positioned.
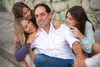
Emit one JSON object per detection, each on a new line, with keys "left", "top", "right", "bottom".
{"left": 34, "top": 3, "right": 51, "bottom": 14}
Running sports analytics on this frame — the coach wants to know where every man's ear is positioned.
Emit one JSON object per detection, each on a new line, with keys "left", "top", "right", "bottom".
{"left": 49, "top": 12, "right": 52, "bottom": 19}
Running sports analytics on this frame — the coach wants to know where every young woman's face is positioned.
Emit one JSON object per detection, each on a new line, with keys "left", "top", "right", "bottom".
{"left": 66, "top": 12, "right": 78, "bottom": 28}
{"left": 21, "top": 20, "right": 36, "bottom": 34}
{"left": 23, "top": 7, "right": 32, "bottom": 19}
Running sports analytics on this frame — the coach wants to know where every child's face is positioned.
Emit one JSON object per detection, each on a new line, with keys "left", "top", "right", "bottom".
{"left": 66, "top": 12, "right": 78, "bottom": 28}
{"left": 22, "top": 7, "right": 32, "bottom": 20}
{"left": 21, "top": 20, "right": 36, "bottom": 34}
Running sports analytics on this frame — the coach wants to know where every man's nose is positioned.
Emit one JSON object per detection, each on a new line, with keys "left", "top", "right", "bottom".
{"left": 38, "top": 15, "right": 42, "bottom": 20}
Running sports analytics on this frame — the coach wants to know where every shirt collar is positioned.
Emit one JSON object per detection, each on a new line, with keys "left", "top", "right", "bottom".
{"left": 40, "top": 20, "right": 54, "bottom": 34}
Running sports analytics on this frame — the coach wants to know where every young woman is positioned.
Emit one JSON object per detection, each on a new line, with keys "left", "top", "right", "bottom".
{"left": 65, "top": 6, "right": 100, "bottom": 56}
{"left": 12, "top": 2, "right": 61, "bottom": 67}
{"left": 13, "top": 18, "right": 39, "bottom": 67}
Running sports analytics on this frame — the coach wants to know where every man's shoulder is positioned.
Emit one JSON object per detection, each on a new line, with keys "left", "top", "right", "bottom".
{"left": 60, "top": 24, "right": 69, "bottom": 29}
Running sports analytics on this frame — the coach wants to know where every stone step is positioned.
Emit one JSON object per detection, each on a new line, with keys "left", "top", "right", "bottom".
{"left": 0, "top": 11, "right": 100, "bottom": 67}
{"left": 0, "top": 18, "right": 21, "bottom": 67}
{"left": 0, "top": 12, "right": 14, "bottom": 21}
{"left": 0, "top": 55, "right": 16, "bottom": 67}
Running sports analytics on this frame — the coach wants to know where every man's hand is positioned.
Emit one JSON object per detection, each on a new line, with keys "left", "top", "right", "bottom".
{"left": 72, "top": 41, "right": 87, "bottom": 67}
{"left": 74, "top": 53, "right": 86, "bottom": 67}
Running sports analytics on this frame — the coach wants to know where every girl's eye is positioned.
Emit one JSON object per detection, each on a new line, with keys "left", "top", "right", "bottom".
{"left": 25, "top": 25, "right": 27, "bottom": 29}
{"left": 23, "top": 11, "right": 27, "bottom": 15}
{"left": 28, "top": 21, "right": 30, "bottom": 24}
{"left": 69, "top": 18, "right": 72, "bottom": 20}
{"left": 27, "top": 9, "right": 29, "bottom": 11}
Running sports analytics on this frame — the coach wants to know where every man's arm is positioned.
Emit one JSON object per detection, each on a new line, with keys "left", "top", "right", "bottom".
{"left": 72, "top": 41, "right": 86, "bottom": 67}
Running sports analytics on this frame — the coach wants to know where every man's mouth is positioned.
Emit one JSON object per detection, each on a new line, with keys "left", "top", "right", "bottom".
{"left": 38, "top": 20, "right": 44, "bottom": 25}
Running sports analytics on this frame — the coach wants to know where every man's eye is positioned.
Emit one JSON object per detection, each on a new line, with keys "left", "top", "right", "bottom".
{"left": 35, "top": 16, "right": 38, "bottom": 18}
{"left": 41, "top": 13, "right": 45, "bottom": 16}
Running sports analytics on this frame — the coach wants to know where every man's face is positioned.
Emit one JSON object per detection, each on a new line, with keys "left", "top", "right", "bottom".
{"left": 35, "top": 6, "right": 51, "bottom": 29}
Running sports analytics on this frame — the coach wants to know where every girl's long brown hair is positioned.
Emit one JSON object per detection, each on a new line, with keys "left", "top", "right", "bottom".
{"left": 66, "top": 6, "right": 95, "bottom": 35}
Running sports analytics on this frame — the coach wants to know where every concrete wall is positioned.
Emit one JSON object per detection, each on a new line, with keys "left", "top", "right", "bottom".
{"left": 1, "top": 0, "right": 100, "bottom": 26}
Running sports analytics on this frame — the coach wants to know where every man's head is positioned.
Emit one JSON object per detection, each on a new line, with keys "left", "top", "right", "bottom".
{"left": 34, "top": 3, "right": 51, "bottom": 30}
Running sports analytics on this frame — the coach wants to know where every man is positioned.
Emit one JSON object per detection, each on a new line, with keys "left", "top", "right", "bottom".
{"left": 31, "top": 3, "right": 86, "bottom": 67}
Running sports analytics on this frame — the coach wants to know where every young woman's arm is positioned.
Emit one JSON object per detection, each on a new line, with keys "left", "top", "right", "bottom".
{"left": 80, "top": 21, "right": 95, "bottom": 54}
{"left": 70, "top": 21, "right": 95, "bottom": 54}
{"left": 19, "top": 60, "right": 28, "bottom": 67}
{"left": 14, "top": 41, "right": 31, "bottom": 62}
{"left": 14, "top": 35, "right": 29, "bottom": 67}
{"left": 14, "top": 32, "right": 39, "bottom": 62}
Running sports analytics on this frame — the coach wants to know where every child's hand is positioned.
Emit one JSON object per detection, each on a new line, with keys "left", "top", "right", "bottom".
{"left": 70, "top": 27, "right": 84, "bottom": 39}
{"left": 53, "top": 21, "right": 61, "bottom": 29}
{"left": 26, "top": 31, "right": 39, "bottom": 43}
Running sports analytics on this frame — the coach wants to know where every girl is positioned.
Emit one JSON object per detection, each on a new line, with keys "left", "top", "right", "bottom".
{"left": 65, "top": 6, "right": 100, "bottom": 56}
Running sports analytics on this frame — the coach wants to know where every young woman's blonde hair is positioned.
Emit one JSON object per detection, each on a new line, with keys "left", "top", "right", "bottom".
{"left": 13, "top": 18, "right": 35, "bottom": 65}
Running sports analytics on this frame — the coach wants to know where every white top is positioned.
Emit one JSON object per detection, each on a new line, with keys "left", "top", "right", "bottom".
{"left": 31, "top": 20, "right": 79, "bottom": 59}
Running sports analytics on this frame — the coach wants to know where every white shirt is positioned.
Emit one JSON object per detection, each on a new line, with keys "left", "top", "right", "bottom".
{"left": 31, "top": 20, "right": 79, "bottom": 59}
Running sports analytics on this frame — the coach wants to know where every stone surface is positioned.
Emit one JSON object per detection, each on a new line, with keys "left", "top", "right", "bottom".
{"left": 33, "top": 0, "right": 42, "bottom": 7}
{"left": 82, "top": 0, "right": 90, "bottom": 12}
{"left": 60, "top": 9, "right": 68, "bottom": 21}
{"left": 24, "top": 0, "right": 34, "bottom": 10}
{"left": 87, "top": 14, "right": 97, "bottom": 26}
{"left": 53, "top": 11, "right": 61, "bottom": 20}
{"left": 90, "top": 0, "right": 100, "bottom": 10}
{"left": 52, "top": 2, "right": 67, "bottom": 12}
{"left": 0, "top": 12, "right": 21, "bottom": 67}
{"left": 44, "top": 0, "right": 51, "bottom": 3}
{"left": 0, "top": 55, "right": 16, "bottom": 67}
{"left": 95, "top": 11, "right": 100, "bottom": 24}
{"left": 94, "top": 27, "right": 100, "bottom": 43}
{"left": 68, "top": 0, "right": 81, "bottom": 8}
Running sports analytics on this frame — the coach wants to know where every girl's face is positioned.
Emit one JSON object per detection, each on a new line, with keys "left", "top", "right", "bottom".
{"left": 21, "top": 20, "right": 36, "bottom": 34}
{"left": 66, "top": 12, "right": 78, "bottom": 28}
{"left": 23, "top": 7, "right": 32, "bottom": 19}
